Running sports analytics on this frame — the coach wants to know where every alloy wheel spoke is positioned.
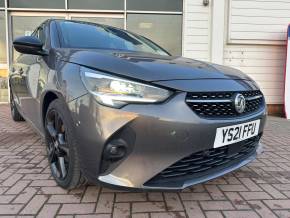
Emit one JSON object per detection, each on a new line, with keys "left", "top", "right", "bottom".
{"left": 58, "top": 133, "right": 65, "bottom": 145}
{"left": 57, "top": 133, "right": 69, "bottom": 155}
{"left": 46, "top": 122, "right": 57, "bottom": 138}
{"left": 54, "top": 112, "right": 62, "bottom": 133}
{"left": 47, "top": 143, "right": 56, "bottom": 162}
{"left": 58, "top": 156, "right": 67, "bottom": 178}
{"left": 51, "top": 162, "right": 61, "bottom": 178}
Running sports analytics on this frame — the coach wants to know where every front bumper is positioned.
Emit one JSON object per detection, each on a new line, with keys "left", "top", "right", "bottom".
{"left": 100, "top": 143, "right": 263, "bottom": 190}
{"left": 68, "top": 91, "right": 267, "bottom": 190}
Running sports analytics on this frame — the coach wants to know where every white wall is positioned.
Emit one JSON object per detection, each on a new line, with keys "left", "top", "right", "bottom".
{"left": 228, "top": 0, "right": 290, "bottom": 43}
{"left": 183, "top": 0, "right": 211, "bottom": 61}
{"left": 224, "top": 44, "right": 285, "bottom": 104}
{"left": 183, "top": 0, "right": 287, "bottom": 104}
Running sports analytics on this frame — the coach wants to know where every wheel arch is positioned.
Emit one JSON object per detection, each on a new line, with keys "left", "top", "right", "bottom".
{"left": 41, "top": 90, "right": 66, "bottom": 127}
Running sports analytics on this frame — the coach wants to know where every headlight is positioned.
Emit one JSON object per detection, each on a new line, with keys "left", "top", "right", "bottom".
{"left": 81, "top": 68, "right": 172, "bottom": 108}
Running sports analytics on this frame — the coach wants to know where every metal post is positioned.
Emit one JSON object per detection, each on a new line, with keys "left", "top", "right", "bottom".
{"left": 124, "top": 0, "right": 127, "bottom": 30}
{"left": 4, "top": 0, "right": 10, "bottom": 103}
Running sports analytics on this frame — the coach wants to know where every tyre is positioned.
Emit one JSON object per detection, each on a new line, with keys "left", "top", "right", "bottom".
{"left": 44, "top": 99, "right": 86, "bottom": 189}
{"left": 10, "top": 90, "right": 25, "bottom": 122}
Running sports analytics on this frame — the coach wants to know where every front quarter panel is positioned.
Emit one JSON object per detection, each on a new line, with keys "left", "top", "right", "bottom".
{"left": 38, "top": 60, "right": 87, "bottom": 134}
{"left": 55, "top": 61, "right": 88, "bottom": 102}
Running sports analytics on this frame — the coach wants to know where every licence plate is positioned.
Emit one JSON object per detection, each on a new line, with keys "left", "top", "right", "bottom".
{"left": 213, "top": 120, "right": 260, "bottom": 148}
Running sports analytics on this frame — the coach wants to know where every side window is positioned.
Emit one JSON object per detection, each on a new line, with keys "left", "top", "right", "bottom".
{"left": 31, "top": 26, "right": 46, "bottom": 47}
{"left": 31, "top": 28, "right": 38, "bottom": 37}
{"left": 38, "top": 27, "right": 45, "bottom": 44}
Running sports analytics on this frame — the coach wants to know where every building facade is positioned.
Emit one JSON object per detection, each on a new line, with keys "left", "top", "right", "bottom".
{"left": 0, "top": 0, "right": 287, "bottom": 113}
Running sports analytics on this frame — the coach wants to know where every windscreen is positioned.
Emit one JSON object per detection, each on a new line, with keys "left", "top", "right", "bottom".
{"left": 58, "top": 21, "right": 169, "bottom": 56}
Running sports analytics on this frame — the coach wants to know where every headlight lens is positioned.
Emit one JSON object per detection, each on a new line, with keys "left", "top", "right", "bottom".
{"left": 81, "top": 69, "right": 172, "bottom": 108}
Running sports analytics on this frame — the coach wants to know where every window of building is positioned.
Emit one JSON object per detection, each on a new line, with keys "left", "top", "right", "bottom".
{"left": 127, "top": 14, "right": 182, "bottom": 56}
{"left": 8, "top": 0, "right": 65, "bottom": 9}
{"left": 0, "top": 11, "right": 6, "bottom": 63}
{"left": 71, "top": 17, "right": 124, "bottom": 29}
{"left": 68, "top": 0, "right": 124, "bottom": 10}
{"left": 0, "top": 0, "right": 4, "bottom": 7}
{"left": 127, "top": 0, "right": 183, "bottom": 12}
{"left": 11, "top": 16, "right": 64, "bottom": 61}
{"left": 0, "top": 11, "right": 7, "bottom": 102}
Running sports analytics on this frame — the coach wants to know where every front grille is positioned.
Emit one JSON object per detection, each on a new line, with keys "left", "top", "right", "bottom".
{"left": 145, "top": 136, "right": 259, "bottom": 187}
{"left": 186, "top": 90, "right": 264, "bottom": 119}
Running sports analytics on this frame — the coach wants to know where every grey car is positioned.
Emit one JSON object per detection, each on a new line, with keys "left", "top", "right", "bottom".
{"left": 9, "top": 19, "right": 266, "bottom": 190}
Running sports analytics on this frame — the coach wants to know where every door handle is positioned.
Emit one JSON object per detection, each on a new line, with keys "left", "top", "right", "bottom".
{"left": 19, "top": 68, "right": 24, "bottom": 75}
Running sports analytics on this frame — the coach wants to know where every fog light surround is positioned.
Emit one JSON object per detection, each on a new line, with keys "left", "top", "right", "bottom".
{"left": 104, "top": 139, "right": 128, "bottom": 161}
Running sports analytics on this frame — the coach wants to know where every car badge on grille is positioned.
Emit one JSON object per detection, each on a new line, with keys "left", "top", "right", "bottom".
{"left": 234, "top": 93, "right": 246, "bottom": 113}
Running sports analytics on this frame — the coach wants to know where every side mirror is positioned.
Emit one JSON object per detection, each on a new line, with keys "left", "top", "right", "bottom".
{"left": 13, "top": 36, "right": 48, "bottom": 56}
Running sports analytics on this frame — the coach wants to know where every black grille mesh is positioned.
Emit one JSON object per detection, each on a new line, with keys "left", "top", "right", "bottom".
{"left": 186, "top": 90, "right": 264, "bottom": 118}
{"left": 145, "top": 136, "right": 259, "bottom": 186}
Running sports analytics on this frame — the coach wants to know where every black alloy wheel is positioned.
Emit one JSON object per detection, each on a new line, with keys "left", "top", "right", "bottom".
{"left": 44, "top": 99, "right": 86, "bottom": 189}
{"left": 45, "top": 109, "right": 70, "bottom": 181}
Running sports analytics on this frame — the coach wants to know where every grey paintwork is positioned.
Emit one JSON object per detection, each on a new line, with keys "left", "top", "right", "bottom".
{"left": 9, "top": 19, "right": 266, "bottom": 190}
{"left": 67, "top": 91, "right": 266, "bottom": 188}
{"left": 58, "top": 48, "right": 252, "bottom": 82}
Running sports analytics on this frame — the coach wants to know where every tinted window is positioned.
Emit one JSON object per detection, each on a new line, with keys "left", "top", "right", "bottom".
{"left": 127, "top": 14, "right": 182, "bottom": 55}
{"left": 68, "top": 0, "right": 123, "bottom": 10}
{"left": 9, "top": 0, "right": 65, "bottom": 9}
{"left": 0, "top": 0, "right": 4, "bottom": 7}
{"left": 36, "top": 26, "right": 47, "bottom": 46}
{"left": 127, "top": 0, "right": 182, "bottom": 12}
{"left": 58, "top": 21, "right": 169, "bottom": 56}
{"left": 39, "top": 28, "right": 45, "bottom": 43}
